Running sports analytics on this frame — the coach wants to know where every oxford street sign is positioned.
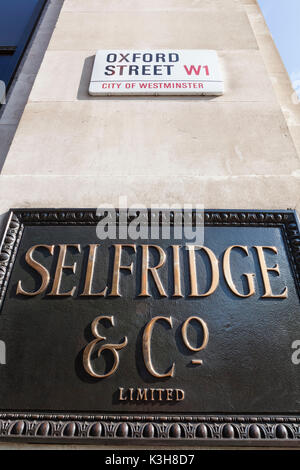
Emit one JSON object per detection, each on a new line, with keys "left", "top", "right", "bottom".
{"left": 89, "top": 50, "right": 224, "bottom": 96}
{"left": 0, "top": 209, "right": 299, "bottom": 446}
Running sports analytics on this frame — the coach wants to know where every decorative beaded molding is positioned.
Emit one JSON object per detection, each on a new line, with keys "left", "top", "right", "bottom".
{"left": 0, "top": 413, "right": 300, "bottom": 443}
{"left": 0, "top": 213, "right": 23, "bottom": 309}
{"left": 0, "top": 209, "right": 299, "bottom": 445}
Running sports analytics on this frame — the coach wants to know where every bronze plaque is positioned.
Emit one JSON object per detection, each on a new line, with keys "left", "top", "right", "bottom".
{"left": 0, "top": 209, "right": 300, "bottom": 445}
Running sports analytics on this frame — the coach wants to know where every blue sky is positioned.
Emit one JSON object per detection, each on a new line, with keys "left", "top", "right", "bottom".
{"left": 258, "top": 0, "right": 300, "bottom": 97}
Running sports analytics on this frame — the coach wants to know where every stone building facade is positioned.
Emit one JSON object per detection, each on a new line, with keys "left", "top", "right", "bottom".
{"left": 0, "top": 0, "right": 299, "bottom": 222}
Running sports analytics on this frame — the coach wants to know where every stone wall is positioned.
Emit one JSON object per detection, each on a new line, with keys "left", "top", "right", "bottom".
{"left": 0, "top": 0, "right": 299, "bottom": 220}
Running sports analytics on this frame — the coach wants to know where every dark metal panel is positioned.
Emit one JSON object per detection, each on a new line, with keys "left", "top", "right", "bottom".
{"left": 0, "top": 209, "right": 299, "bottom": 446}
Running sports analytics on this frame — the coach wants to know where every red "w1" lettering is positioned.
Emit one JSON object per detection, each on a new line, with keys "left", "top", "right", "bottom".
{"left": 184, "top": 65, "right": 210, "bottom": 76}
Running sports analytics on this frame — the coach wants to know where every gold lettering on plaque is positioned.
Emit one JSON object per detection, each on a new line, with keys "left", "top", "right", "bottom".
{"left": 176, "top": 389, "right": 185, "bottom": 401}
{"left": 117, "top": 387, "right": 185, "bottom": 402}
{"left": 119, "top": 387, "right": 126, "bottom": 400}
{"left": 142, "top": 316, "right": 175, "bottom": 378}
{"left": 223, "top": 245, "right": 255, "bottom": 298}
{"left": 16, "top": 244, "right": 54, "bottom": 296}
{"left": 109, "top": 244, "right": 136, "bottom": 296}
{"left": 48, "top": 244, "right": 81, "bottom": 296}
{"left": 83, "top": 315, "right": 128, "bottom": 378}
{"left": 188, "top": 246, "right": 219, "bottom": 297}
{"left": 139, "top": 245, "right": 167, "bottom": 297}
{"left": 181, "top": 316, "right": 209, "bottom": 365}
{"left": 172, "top": 245, "right": 183, "bottom": 297}
{"left": 81, "top": 244, "right": 107, "bottom": 296}
{"left": 137, "top": 388, "right": 148, "bottom": 401}
{"left": 255, "top": 246, "right": 288, "bottom": 298}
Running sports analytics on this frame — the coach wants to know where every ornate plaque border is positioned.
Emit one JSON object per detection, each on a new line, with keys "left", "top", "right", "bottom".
{"left": 0, "top": 208, "right": 299, "bottom": 446}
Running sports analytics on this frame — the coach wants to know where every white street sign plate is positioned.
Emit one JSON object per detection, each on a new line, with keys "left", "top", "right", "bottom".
{"left": 89, "top": 50, "right": 224, "bottom": 96}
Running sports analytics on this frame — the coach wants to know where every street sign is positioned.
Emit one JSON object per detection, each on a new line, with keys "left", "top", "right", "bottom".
{"left": 89, "top": 50, "right": 224, "bottom": 96}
